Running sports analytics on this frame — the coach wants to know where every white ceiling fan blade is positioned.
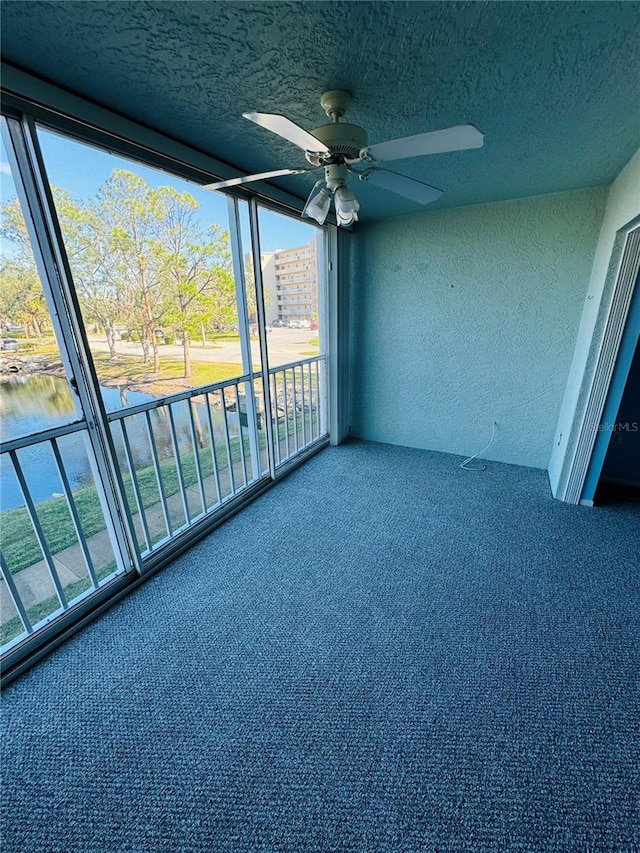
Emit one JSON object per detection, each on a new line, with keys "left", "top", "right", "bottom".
{"left": 360, "top": 124, "right": 484, "bottom": 163}
{"left": 243, "top": 112, "right": 331, "bottom": 155}
{"left": 202, "top": 168, "right": 313, "bottom": 191}
{"left": 359, "top": 169, "right": 443, "bottom": 205}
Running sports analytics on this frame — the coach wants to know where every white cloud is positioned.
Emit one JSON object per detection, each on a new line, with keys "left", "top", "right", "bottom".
{"left": 0, "top": 161, "right": 11, "bottom": 175}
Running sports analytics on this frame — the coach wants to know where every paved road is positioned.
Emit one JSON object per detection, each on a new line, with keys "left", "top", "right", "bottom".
{"left": 88, "top": 327, "right": 319, "bottom": 368}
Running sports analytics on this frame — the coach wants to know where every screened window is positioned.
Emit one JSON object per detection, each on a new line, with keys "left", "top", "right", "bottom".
{"left": 38, "top": 128, "right": 245, "bottom": 408}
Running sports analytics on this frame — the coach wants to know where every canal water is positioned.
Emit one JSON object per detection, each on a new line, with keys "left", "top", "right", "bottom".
{"left": 0, "top": 374, "right": 239, "bottom": 510}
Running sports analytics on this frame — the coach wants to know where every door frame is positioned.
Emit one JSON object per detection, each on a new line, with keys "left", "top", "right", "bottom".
{"left": 560, "top": 222, "right": 640, "bottom": 505}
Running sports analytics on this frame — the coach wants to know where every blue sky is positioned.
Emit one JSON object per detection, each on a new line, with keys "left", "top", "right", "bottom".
{"left": 1, "top": 127, "right": 318, "bottom": 254}
{"left": 37, "top": 129, "right": 317, "bottom": 253}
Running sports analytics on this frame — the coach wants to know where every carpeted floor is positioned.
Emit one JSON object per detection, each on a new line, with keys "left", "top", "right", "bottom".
{"left": 2, "top": 440, "right": 639, "bottom": 852}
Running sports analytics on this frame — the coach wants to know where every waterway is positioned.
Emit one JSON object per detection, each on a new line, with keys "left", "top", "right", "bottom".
{"left": 0, "top": 374, "right": 239, "bottom": 510}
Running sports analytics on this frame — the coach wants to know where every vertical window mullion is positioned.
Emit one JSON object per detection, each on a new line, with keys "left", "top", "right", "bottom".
{"left": 247, "top": 198, "right": 277, "bottom": 479}
{"left": 227, "top": 197, "right": 261, "bottom": 481}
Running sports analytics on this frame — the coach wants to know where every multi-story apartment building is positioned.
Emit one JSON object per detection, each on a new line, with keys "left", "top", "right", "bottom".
{"left": 259, "top": 236, "right": 319, "bottom": 326}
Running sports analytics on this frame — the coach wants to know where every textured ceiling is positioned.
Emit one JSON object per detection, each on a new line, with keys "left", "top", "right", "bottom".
{"left": 1, "top": 1, "right": 639, "bottom": 221}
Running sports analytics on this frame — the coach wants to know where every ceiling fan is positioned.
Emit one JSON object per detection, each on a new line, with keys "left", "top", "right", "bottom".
{"left": 203, "top": 90, "right": 484, "bottom": 227}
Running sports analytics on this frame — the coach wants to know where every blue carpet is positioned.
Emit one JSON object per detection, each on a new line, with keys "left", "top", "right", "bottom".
{"left": 2, "top": 440, "right": 639, "bottom": 852}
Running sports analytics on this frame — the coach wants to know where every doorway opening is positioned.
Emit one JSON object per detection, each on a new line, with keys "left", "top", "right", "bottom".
{"left": 595, "top": 336, "right": 640, "bottom": 505}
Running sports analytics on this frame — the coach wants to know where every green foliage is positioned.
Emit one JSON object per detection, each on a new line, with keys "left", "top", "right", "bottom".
{"left": 0, "top": 482, "right": 109, "bottom": 574}
{"left": 1, "top": 169, "right": 239, "bottom": 375}
{"left": 0, "top": 199, "right": 48, "bottom": 336}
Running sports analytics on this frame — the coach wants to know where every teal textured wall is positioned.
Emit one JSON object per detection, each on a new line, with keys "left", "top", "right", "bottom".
{"left": 350, "top": 187, "right": 607, "bottom": 469}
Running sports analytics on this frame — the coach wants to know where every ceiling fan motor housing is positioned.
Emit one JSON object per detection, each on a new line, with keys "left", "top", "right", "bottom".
{"left": 307, "top": 122, "right": 368, "bottom": 162}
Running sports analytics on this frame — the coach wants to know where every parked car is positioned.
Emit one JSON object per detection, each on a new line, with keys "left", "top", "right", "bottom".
{"left": 1, "top": 338, "right": 18, "bottom": 351}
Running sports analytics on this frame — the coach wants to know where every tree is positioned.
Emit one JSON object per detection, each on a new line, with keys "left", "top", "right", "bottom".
{"left": 0, "top": 258, "right": 47, "bottom": 336}
{"left": 152, "top": 186, "right": 236, "bottom": 379}
{"left": 0, "top": 198, "right": 48, "bottom": 336}
{"left": 94, "top": 171, "right": 165, "bottom": 371}
{"left": 3, "top": 168, "right": 245, "bottom": 384}
{"left": 1, "top": 187, "right": 135, "bottom": 355}
{"left": 52, "top": 188, "right": 126, "bottom": 359}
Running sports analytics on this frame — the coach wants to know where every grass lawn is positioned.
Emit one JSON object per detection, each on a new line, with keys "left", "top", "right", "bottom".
{"left": 3, "top": 338, "right": 60, "bottom": 356}
{"left": 0, "top": 410, "right": 319, "bottom": 580}
{"left": 208, "top": 332, "right": 241, "bottom": 343}
{"left": 9, "top": 338, "right": 244, "bottom": 391}
{"left": 0, "top": 561, "right": 118, "bottom": 647}
{"left": 300, "top": 337, "right": 320, "bottom": 357}
{"left": 90, "top": 351, "right": 244, "bottom": 392}
{"left": 0, "top": 431, "right": 253, "bottom": 576}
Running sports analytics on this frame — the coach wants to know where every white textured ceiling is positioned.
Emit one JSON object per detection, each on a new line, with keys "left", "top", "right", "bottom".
{"left": 1, "top": 1, "right": 639, "bottom": 221}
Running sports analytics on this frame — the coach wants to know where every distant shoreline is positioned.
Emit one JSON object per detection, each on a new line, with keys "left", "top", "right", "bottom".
{"left": 0, "top": 356, "right": 192, "bottom": 398}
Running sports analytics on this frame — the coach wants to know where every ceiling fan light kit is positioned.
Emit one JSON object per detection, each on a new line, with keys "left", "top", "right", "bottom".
{"left": 303, "top": 162, "right": 361, "bottom": 226}
{"left": 203, "top": 90, "right": 484, "bottom": 227}
{"left": 333, "top": 185, "right": 360, "bottom": 227}
{"left": 302, "top": 181, "right": 333, "bottom": 225}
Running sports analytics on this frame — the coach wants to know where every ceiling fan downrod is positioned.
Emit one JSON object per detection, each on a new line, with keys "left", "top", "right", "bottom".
{"left": 320, "top": 89, "right": 352, "bottom": 122}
